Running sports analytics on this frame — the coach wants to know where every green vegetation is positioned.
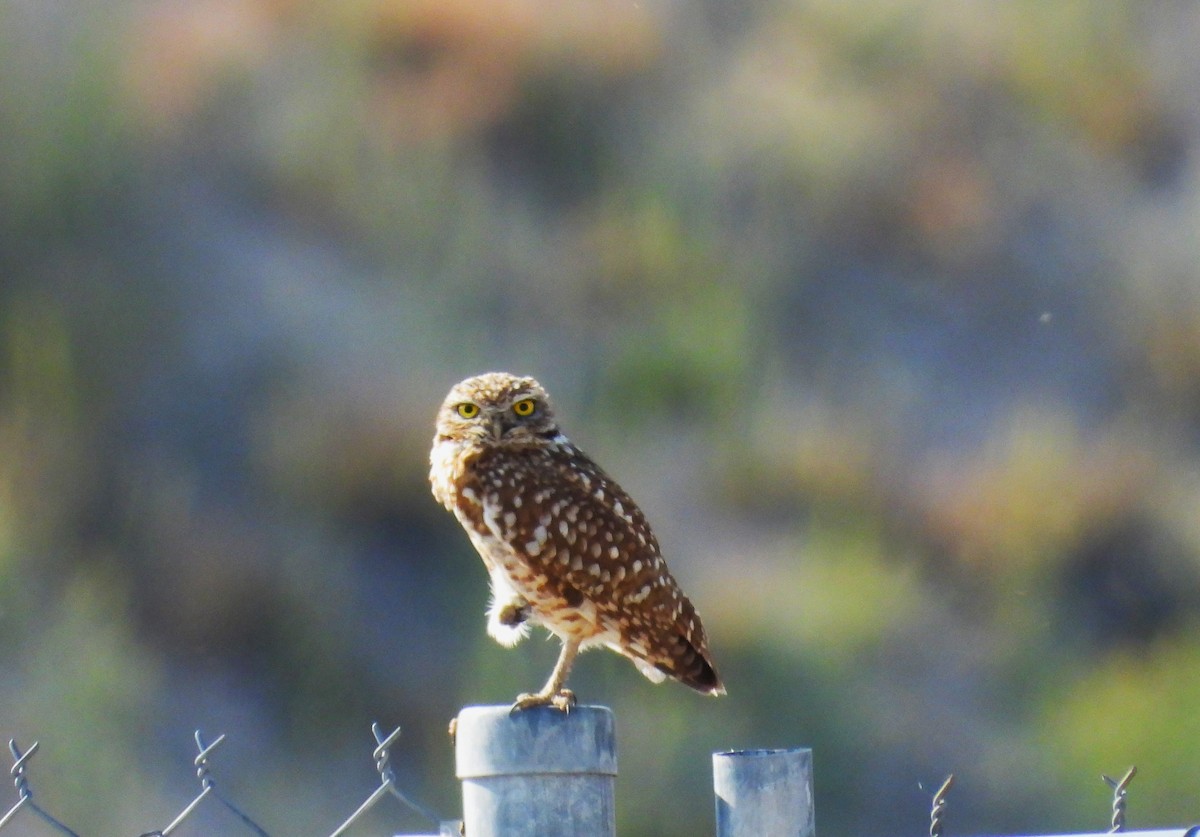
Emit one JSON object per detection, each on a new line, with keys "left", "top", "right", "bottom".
{"left": 2, "top": 2, "right": 1199, "bottom": 834}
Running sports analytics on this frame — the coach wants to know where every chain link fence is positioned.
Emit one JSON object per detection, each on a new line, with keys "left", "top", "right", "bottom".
{"left": 3, "top": 717, "right": 1195, "bottom": 837}
{"left": 3, "top": 725, "right": 457, "bottom": 837}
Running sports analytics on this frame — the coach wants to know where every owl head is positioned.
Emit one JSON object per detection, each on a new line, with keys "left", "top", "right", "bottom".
{"left": 435, "top": 372, "right": 561, "bottom": 448}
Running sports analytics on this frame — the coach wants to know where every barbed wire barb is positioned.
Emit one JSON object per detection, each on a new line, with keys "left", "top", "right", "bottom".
{"left": 329, "top": 722, "right": 445, "bottom": 837}
{"left": 1102, "top": 766, "right": 1136, "bottom": 833}
{"left": 0, "top": 739, "right": 81, "bottom": 836}
{"left": 139, "top": 730, "right": 271, "bottom": 837}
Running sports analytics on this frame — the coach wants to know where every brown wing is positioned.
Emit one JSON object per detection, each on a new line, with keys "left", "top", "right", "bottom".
{"left": 470, "top": 442, "right": 723, "bottom": 694}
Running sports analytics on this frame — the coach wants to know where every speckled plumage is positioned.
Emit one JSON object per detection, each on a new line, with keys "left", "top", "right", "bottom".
{"left": 430, "top": 372, "right": 723, "bottom": 710}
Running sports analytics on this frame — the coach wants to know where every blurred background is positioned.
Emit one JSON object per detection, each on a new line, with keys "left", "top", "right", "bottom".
{"left": 2, "top": 1, "right": 1200, "bottom": 834}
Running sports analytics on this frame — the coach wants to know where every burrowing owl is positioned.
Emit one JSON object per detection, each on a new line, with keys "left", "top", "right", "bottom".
{"left": 430, "top": 372, "right": 724, "bottom": 711}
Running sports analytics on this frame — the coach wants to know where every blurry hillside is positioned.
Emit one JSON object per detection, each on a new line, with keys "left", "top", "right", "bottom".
{"left": 3, "top": 1, "right": 1200, "bottom": 834}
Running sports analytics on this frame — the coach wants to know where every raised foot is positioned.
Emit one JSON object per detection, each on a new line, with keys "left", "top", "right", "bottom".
{"left": 497, "top": 598, "right": 531, "bottom": 627}
{"left": 509, "top": 688, "right": 576, "bottom": 714}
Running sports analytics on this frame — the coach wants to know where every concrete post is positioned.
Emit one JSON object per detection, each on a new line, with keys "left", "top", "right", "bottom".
{"left": 713, "top": 748, "right": 815, "bottom": 837}
{"left": 454, "top": 705, "right": 617, "bottom": 837}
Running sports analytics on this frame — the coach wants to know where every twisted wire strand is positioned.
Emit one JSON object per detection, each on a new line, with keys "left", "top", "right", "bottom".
{"left": 1, "top": 740, "right": 81, "bottom": 836}
{"left": 328, "top": 723, "right": 442, "bottom": 837}
{"left": 929, "top": 774, "right": 955, "bottom": 837}
{"left": 1102, "top": 766, "right": 1137, "bottom": 834}
{"left": 139, "top": 731, "right": 270, "bottom": 837}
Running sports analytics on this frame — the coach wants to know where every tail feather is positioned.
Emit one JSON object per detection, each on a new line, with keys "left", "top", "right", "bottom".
{"left": 615, "top": 595, "right": 726, "bottom": 695}
{"left": 658, "top": 636, "right": 725, "bottom": 695}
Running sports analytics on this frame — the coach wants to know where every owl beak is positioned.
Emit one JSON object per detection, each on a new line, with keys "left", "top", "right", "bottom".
{"left": 490, "top": 416, "right": 505, "bottom": 441}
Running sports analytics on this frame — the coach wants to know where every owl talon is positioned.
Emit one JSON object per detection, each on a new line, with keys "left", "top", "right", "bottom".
{"left": 509, "top": 688, "right": 576, "bottom": 714}
{"left": 552, "top": 688, "right": 577, "bottom": 712}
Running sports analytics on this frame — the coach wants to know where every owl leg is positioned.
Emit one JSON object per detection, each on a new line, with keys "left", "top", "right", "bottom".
{"left": 510, "top": 636, "right": 580, "bottom": 713}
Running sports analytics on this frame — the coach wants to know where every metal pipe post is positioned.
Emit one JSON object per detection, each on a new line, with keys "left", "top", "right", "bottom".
{"left": 455, "top": 705, "right": 617, "bottom": 837}
{"left": 713, "top": 748, "right": 814, "bottom": 837}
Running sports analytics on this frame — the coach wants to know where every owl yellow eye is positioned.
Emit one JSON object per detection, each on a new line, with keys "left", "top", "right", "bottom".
{"left": 456, "top": 402, "right": 480, "bottom": 419}
{"left": 512, "top": 398, "right": 536, "bottom": 417}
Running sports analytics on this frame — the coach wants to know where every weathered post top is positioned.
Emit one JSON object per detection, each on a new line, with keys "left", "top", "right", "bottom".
{"left": 713, "top": 747, "right": 815, "bottom": 837}
{"left": 455, "top": 705, "right": 617, "bottom": 837}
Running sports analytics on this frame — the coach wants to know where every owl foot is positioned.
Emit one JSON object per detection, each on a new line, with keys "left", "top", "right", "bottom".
{"left": 509, "top": 688, "right": 576, "bottom": 714}
{"left": 487, "top": 592, "right": 532, "bottom": 647}
{"left": 497, "top": 598, "right": 530, "bottom": 626}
